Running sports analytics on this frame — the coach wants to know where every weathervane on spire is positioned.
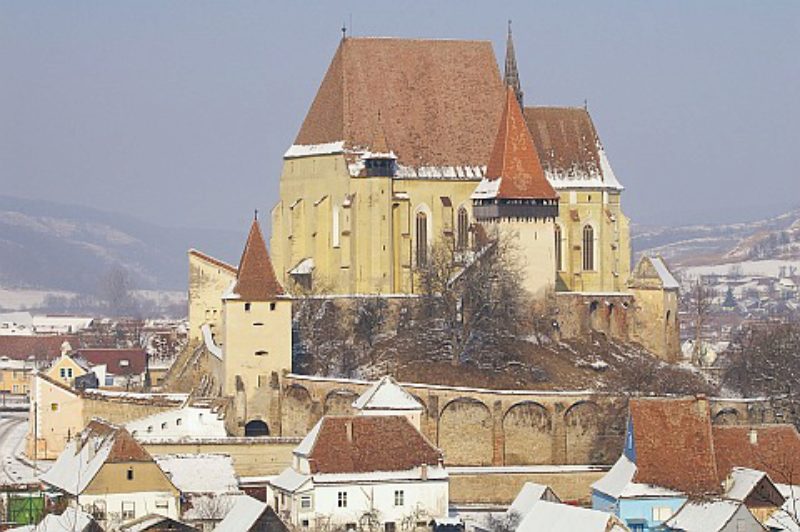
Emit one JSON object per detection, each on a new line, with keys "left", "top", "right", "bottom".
{"left": 341, "top": 23, "right": 347, "bottom": 40}
{"left": 254, "top": 208, "right": 259, "bottom": 221}
{"left": 504, "top": 19, "right": 524, "bottom": 108}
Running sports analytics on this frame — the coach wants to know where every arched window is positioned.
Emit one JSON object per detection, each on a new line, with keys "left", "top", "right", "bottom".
{"left": 457, "top": 207, "right": 469, "bottom": 250}
{"left": 416, "top": 211, "right": 428, "bottom": 267}
{"left": 582, "top": 225, "right": 595, "bottom": 271}
{"left": 554, "top": 225, "right": 563, "bottom": 271}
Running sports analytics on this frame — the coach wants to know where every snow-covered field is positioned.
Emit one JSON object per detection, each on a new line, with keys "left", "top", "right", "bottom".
{"left": 0, "top": 287, "right": 77, "bottom": 310}
{"left": 680, "top": 259, "right": 800, "bottom": 278}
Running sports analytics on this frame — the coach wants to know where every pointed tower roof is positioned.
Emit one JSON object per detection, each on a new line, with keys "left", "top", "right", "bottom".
{"left": 352, "top": 375, "right": 423, "bottom": 412}
{"left": 233, "top": 219, "right": 284, "bottom": 301}
{"left": 483, "top": 87, "right": 557, "bottom": 200}
{"left": 367, "top": 111, "right": 394, "bottom": 158}
{"left": 504, "top": 21, "right": 524, "bottom": 108}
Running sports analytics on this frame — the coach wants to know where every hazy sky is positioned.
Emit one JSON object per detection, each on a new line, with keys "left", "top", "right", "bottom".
{"left": 2, "top": 1, "right": 798, "bottom": 232}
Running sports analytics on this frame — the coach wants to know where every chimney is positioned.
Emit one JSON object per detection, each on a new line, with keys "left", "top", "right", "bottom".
{"left": 749, "top": 429, "right": 758, "bottom": 445}
{"left": 346, "top": 419, "right": 353, "bottom": 443}
{"left": 421, "top": 463, "right": 428, "bottom": 481}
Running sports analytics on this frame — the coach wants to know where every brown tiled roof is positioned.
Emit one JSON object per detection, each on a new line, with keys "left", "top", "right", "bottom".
{"left": 295, "top": 37, "right": 505, "bottom": 170}
{"left": 306, "top": 416, "right": 442, "bottom": 474}
{"left": 189, "top": 249, "right": 237, "bottom": 274}
{"left": 485, "top": 87, "right": 557, "bottom": 200}
{"left": 524, "top": 106, "right": 609, "bottom": 183}
{"left": 0, "top": 335, "right": 77, "bottom": 362}
{"left": 630, "top": 397, "right": 720, "bottom": 494}
{"left": 84, "top": 419, "right": 153, "bottom": 462}
{"left": 77, "top": 348, "right": 146, "bottom": 376}
{"left": 713, "top": 425, "right": 800, "bottom": 485}
{"left": 234, "top": 220, "right": 284, "bottom": 301}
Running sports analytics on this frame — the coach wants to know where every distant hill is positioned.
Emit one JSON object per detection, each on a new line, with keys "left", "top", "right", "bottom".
{"left": 0, "top": 195, "right": 242, "bottom": 294}
{"left": 633, "top": 207, "right": 800, "bottom": 274}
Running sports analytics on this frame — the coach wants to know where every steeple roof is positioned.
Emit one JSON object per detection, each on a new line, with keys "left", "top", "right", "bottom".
{"left": 504, "top": 21, "right": 524, "bottom": 108}
{"left": 484, "top": 87, "right": 557, "bottom": 200}
{"left": 233, "top": 219, "right": 284, "bottom": 301}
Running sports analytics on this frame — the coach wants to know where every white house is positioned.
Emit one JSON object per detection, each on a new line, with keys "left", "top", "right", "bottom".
{"left": 40, "top": 419, "right": 180, "bottom": 528}
{"left": 268, "top": 414, "right": 449, "bottom": 530}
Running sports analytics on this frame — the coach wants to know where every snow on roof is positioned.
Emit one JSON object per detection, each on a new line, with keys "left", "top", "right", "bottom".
{"left": 8, "top": 507, "right": 95, "bottom": 532}
{"left": 127, "top": 405, "right": 227, "bottom": 440}
{"left": 352, "top": 375, "right": 423, "bottom": 411}
{"left": 724, "top": 467, "right": 768, "bottom": 502}
{"left": 767, "top": 484, "right": 800, "bottom": 532}
{"left": 40, "top": 429, "right": 114, "bottom": 495}
{"left": 155, "top": 454, "right": 238, "bottom": 494}
{"left": 508, "top": 483, "right": 554, "bottom": 518}
{"left": 651, "top": 257, "right": 680, "bottom": 289}
{"left": 120, "top": 514, "right": 188, "bottom": 532}
{"left": 269, "top": 467, "right": 311, "bottom": 493}
{"left": 284, "top": 141, "right": 345, "bottom": 159}
{"left": 82, "top": 389, "right": 188, "bottom": 403}
{"left": 663, "top": 499, "right": 743, "bottom": 532}
{"left": 201, "top": 323, "right": 222, "bottom": 360}
{"left": 591, "top": 454, "right": 636, "bottom": 499}
{"left": 516, "top": 501, "right": 617, "bottom": 532}
{"left": 311, "top": 465, "right": 448, "bottom": 485}
{"left": 294, "top": 418, "right": 323, "bottom": 457}
{"left": 470, "top": 177, "right": 502, "bottom": 200}
{"left": 289, "top": 257, "right": 315, "bottom": 276}
{"left": 213, "top": 494, "right": 266, "bottom": 532}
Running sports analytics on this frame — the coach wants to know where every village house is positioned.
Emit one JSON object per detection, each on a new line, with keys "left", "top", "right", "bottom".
{"left": 41, "top": 419, "right": 181, "bottom": 528}
{"left": 7, "top": 507, "right": 101, "bottom": 532}
{"left": 45, "top": 348, "right": 89, "bottom": 386}
{"left": 592, "top": 397, "right": 800, "bottom": 531}
{"left": 0, "top": 334, "right": 78, "bottom": 369}
{"left": 267, "top": 414, "right": 449, "bottom": 530}
{"left": 214, "top": 494, "right": 289, "bottom": 532}
{"left": 0, "top": 356, "right": 34, "bottom": 395}
{"left": 76, "top": 348, "right": 148, "bottom": 388}
{"left": 662, "top": 499, "right": 765, "bottom": 532}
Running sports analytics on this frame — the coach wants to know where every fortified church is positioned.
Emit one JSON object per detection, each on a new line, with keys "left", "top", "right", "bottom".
{"left": 179, "top": 28, "right": 681, "bottom": 435}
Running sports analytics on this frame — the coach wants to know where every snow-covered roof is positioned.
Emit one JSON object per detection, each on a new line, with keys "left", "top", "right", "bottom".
{"left": 155, "top": 454, "right": 239, "bottom": 495}
{"left": 269, "top": 467, "right": 311, "bottom": 493}
{"left": 8, "top": 507, "right": 95, "bottom": 532}
{"left": 352, "top": 375, "right": 423, "bottom": 411}
{"left": 591, "top": 455, "right": 636, "bottom": 499}
{"left": 516, "top": 501, "right": 619, "bottom": 532}
{"left": 767, "top": 484, "right": 800, "bottom": 532}
{"left": 508, "top": 482, "right": 557, "bottom": 518}
{"left": 284, "top": 141, "right": 345, "bottom": 159}
{"left": 213, "top": 494, "right": 267, "bottom": 532}
{"left": 289, "top": 257, "right": 315, "bottom": 276}
{"left": 294, "top": 418, "right": 323, "bottom": 457}
{"left": 127, "top": 405, "right": 226, "bottom": 440}
{"left": 311, "top": 465, "right": 448, "bottom": 485}
{"left": 40, "top": 428, "right": 114, "bottom": 495}
{"left": 724, "top": 467, "right": 769, "bottom": 502}
{"left": 651, "top": 256, "right": 680, "bottom": 289}
{"left": 470, "top": 177, "right": 502, "bottom": 200}
{"left": 663, "top": 499, "right": 745, "bottom": 532}
{"left": 201, "top": 323, "right": 223, "bottom": 360}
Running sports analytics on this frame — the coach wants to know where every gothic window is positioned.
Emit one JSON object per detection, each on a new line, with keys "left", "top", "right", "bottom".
{"left": 583, "top": 225, "right": 595, "bottom": 271}
{"left": 416, "top": 212, "right": 428, "bottom": 267}
{"left": 457, "top": 207, "right": 469, "bottom": 250}
{"left": 554, "top": 225, "right": 563, "bottom": 271}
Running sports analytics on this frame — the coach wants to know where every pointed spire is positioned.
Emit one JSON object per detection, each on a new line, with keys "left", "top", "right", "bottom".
{"left": 504, "top": 20, "right": 524, "bottom": 108}
{"left": 486, "top": 87, "right": 557, "bottom": 200}
{"left": 234, "top": 219, "right": 284, "bottom": 301}
{"left": 369, "top": 110, "right": 392, "bottom": 156}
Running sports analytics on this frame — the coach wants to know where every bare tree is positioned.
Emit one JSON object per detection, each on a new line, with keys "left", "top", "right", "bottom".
{"left": 97, "top": 264, "right": 139, "bottom": 317}
{"left": 413, "top": 234, "right": 531, "bottom": 367}
{"left": 189, "top": 495, "right": 234, "bottom": 521}
{"left": 690, "top": 278, "right": 715, "bottom": 365}
{"left": 353, "top": 296, "right": 388, "bottom": 348}
{"left": 485, "top": 511, "right": 521, "bottom": 532}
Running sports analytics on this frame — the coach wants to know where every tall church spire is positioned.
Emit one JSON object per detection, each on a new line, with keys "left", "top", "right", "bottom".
{"left": 504, "top": 20, "right": 524, "bottom": 108}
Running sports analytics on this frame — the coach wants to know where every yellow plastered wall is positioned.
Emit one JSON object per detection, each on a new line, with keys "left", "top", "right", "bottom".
{"left": 28, "top": 376, "right": 84, "bottom": 459}
{"left": 630, "top": 287, "right": 680, "bottom": 361}
{"left": 83, "top": 462, "right": 179, "bottom": 497}
{"left": 555, "top": 189, "right": 631, "bottom": 293}
{"left": 188, "top": 252, "right": 237, "bottom": 343}
{"left": 484, "top": 218, "right": 556, "bottom": 298}
{"left": 45, "top": 355, "right": 88, "bottom": 385}
{"left": 0, "top": 369, "right": 31, "bottom": 394}
{"left": 221, "top": 298, "right": 292, "bottom": 403}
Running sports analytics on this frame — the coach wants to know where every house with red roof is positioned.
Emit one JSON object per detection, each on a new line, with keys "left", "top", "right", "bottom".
{"left": 75, "top": 348, "right": 147, "bottom": 388}
{"left": 267, "top": 414, "right": 448, "bottom": 529}
{"left": 592, "top": 397, "right": 799, "bottom": 531}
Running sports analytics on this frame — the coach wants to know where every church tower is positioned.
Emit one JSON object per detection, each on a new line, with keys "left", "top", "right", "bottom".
{"left": 221, "top": 217, "right": 291, "bottom": 432}
{"left": 504, "top": 20, "right": 524, "bottom": 108}
{"left": 472, "top": 87, "right": 559, "bottom": 297}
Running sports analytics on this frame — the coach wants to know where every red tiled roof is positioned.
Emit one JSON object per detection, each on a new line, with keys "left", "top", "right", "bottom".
{"left": 630, "top": 397, "right": 720, "bottom": 495}
{"left": 0, "top": 335, "right": 77, "bottom": 362}
{"left": 307, "top": 416, "right": 442, "bottom": 474}
{"left": 188, "top": 249, "right": 237, "bottom": 274}
{"left": 77, "top": 348, "right": 146, "bottom": 376}
{"left": 713, "top": 425, "right": 800, "bottom": 485}
{"left": 234, "top": 220, "right": 284, "bottom": 301}
{"left": 84, "top": 419, "right": 153, "bottom": 462}
{"left": 524, "top": 107, "right": 607, "bottom": 181}
{"left": 485, "top": 87, "right": 557, "bottom": 200}
{"left": 295, "top": 37, "right": 505, "bottom": 170}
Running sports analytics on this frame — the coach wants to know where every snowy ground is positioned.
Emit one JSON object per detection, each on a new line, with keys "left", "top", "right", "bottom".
{"left": 680, "top": 259, "right": 800, "bottom": 278}
{"left": 0, "top": 413, "right": 45, "bottom": 485}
